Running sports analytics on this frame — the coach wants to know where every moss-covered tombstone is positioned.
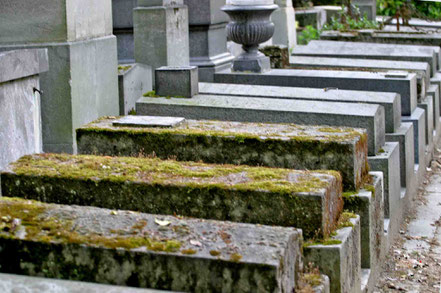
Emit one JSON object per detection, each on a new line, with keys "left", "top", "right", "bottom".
{"left": 1, "top": 153, "right": 343, "bottom": 239}
{"left": 77, "top": 117, "right": 369, "bottom": 190}
{"left": 0, "top": 197, "right": 302, "bottom": 292}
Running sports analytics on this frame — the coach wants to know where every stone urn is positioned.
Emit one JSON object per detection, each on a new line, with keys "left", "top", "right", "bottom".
{"left": 222, "top": 0, "right": 278, "bottom": 73}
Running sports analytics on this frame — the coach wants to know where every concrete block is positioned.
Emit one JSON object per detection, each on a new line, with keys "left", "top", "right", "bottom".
{"left": 0, "top": 49, "right": 48, "bottom": 171}
{"left": 77, "top": 117, "right": 369, "bottom": 190}
{"left": 134, "top": 5, "right": 190, "bottom": 69}
{"left": 427, "top": 84, "right": 441, "bottom": 134}
{"left": 272, "top": 0, "right": 297, "bottom": 49}
{"left": 304, "top": 216, "right": 361, "bottom": 293}
{"left": 418, "top": 95, "right": 434, "bottom": 146}
{"left": 155, "top": 66, "right": 199, "bottom": 98}
{"left": 0, "top": 273, "right": 167, "bottom": 293}
{"left": 386, "top": 122, "right": 414, "bottom": 190}
{"left": 368, "top": 142, "right": 401, "bottom": 239}
{"left": 200, "top": 82, "right": 401, "bottom": 133}
{"left": 0, "top": 36, "right": 120, "bottom": 154}
{"left": 112, "top": 0, "right": 137, "bottom": 29}
{"left": 135, "top": 94, "right": 386, "bottom": 155}
{"left": 402, "top": 108, "right": 426, "bottom": 167}
{"left": 0, "top": 197, "right": 302, "bottom": 292}
{"left": 213, "top": 69, "right": 417, "bottom": 116}
{"left": 118, "top": 63, "right": 153, "bottom": 115}
{"left": 1, "top": 154, "right": 343, "bottom": 239}
{"left": 293, "top": 40, "right": 439, "bottom": 76}
{"left": 289, "top": 56, "right": 431, "bottom": 95}
{"left": 0, "top": 0, "right": 112, "bottom": 44}
{"left": 115, "top": 30, "right": 135, "bottom": 63}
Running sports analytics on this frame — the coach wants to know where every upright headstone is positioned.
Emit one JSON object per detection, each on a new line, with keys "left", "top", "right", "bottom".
{"left": 0, "top": 0, "right": 119, "bottom": 154}
{"left": 272, "top": 0, "right": 297, "bottom": 50}
{"left": 112, "top": 0, "right": 137, "bottom": 63}
{"left": 352, "top": 0, "right": 376, "bottom": 20}
{"left": 133, "top": 0, "right": 190, "bottom": 70}
{"left": 184, "top": 0, "right": 235, "bottom": 81}
{"left": 0, "top": 49, "right": 48, "bottom": 170}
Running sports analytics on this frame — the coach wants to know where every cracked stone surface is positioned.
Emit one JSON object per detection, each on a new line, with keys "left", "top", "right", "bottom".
{"left": 375, "top": 148, "right": 441, "bottom": 292}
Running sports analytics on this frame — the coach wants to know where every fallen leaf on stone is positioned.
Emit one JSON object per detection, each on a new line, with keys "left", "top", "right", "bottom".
{"left": 155, "top": 218, "right": 171, "bottom": 226}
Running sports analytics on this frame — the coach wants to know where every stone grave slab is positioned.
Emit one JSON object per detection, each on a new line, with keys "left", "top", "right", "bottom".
{"left": 418, "top": 96, "right": 434, "bottom": 146}
{"left": 199, "top": 82, "right": 400, "bottom": 133}
{"left": 304, "top": 215, "right": 361, "bottom": 293}
{"left": 77, "top": 117, "right": 369, "bottom": 190}
{"left": 1, "top": 154, "right": 343, "bottom": 239}
{"left": 213, "top": 69, "right": 417, "bottom": 116}
{"left": 343, "top": 173, "right": 384, "bottom": 272}
{"left": 135, "top": 95, "right": 385, "bottom": 155}
{"left": 386, "top": 123, "right": 415, "bottom": 192}
{"left": 402, "top": 108, "right": 426, "bottom": 166}
{"left": 368, "top": 142, "right": 401, "bottom": 242}
{"left": 0, "top": 197, "right": 301, "bottom": 292}
{"left": 292, "top": 40, "right": 439, "bottom": 76}
{"left": 289, "top": 56, "right": 430, "bottom": 95}
{"left": 112, "top": 115, "right": 186, "bottom": 128}
{"left": 427, "top": 84, "right": 441, "bottom": 134}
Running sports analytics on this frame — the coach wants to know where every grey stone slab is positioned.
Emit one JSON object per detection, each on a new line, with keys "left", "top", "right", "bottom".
{"left": 0, "top": 49, "right": 49, "bottom": 83}
{"left": 352, "top": 0, "right": 376, "bottom": 19}
{"left": 386, "top": 122, "right": 415, "bottom": 190}
{"left": 0, "top": 273, "right": 167, "bottom": 293}
{"left": 289, "top": 56, "right": 431, "bottom": 94}
{"left": 430, "top": 73, "right": 441, "bottom": 112}
{"left": 0, "top": 0, "right": 112, "bottom": 44}
{"left": 112, "top": 116, "right": 185, "bottom": 128}
{"left": 292, "top": 40, "right": 439, "bottom": 76}
{"left": 134, "top": 5, "right": 189, "bottom": 69}
{"left": 295, "top": 8, "right": 326, "bottom": 29}
{"left": 2, "top": 153, "right": 343, "bottom": 239}
{"left": 138, "top": 0, "right": 184, "bottom": 6}
{"left": 184, "top": 0, "right": 228, "bottom": 25}
{"left": 402, "top": 107, "right": 426, "bottom": 166}
{"left": 0, "top": 36, "right": 120, "bottom": 154}
{"left": 0, "top": 197, "right": 302, "bottom": 292}
{"left": 78, "top": 117, "right": 369, "bottom": 190}
{"left": 418, "top": 95, "right": 434, "bottom": 146}
{"left": 376, "top": 17, "right": 441, "bottom": 29}
{"left": 200, "top": 82, "right": 401, "bottom": 133}
{"left": 344, "top": 172, "right": 384, "bottom": 272}
{"left": 213, "top": 69, "right": 418, "bottom": 116}
{"left": 155, "top": 66, "right": 199, "bottom": 98}
{"left": 136, "top": 94, "right": 386, "bottom": 155}
{"left": 427, "top": 84, "right": 440, "bottom": 133}
{"left": 368, "top": 142, "right": 401, "bottom": 223}
{"left": 118, "top": 63, "right": 153, "bottom": 115}
{"left": 304, "top": 216, "right": 361, "bottom": 293}
{"left": 115, "top": 30, "right": 135, "bottom": 64}
{"left": 272, "top": 0, "right": 297, "bottom": 49}
{"left": 112, "top": 0, "right": 137, "bottom": 29}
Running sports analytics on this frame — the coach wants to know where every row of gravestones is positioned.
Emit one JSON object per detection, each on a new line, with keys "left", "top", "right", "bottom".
{"left": 1, "top": 1, "right": 441, "bottom": 293}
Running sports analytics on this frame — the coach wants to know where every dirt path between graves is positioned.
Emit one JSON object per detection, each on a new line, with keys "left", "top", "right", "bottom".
{"left": 375, "top": 149, "right": 441, "bottom": 292}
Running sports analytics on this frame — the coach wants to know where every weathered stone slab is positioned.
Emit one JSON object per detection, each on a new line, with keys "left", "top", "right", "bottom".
{"left": 289, "top": 56, "right": 430, "bottom": 94}
{"left": 386, "top": 123, "right": 414, "bottom": 191}
{"left": 304, "top": 215, "right": 361, "bottom": 293}
{"left": 118, "top": 63, "right": 152, "bottom": 115}
{"left": 427, "top": 84, "right": 441, "bottom": 134}
{"left": 213, "top": 69, "right": 417, "bottom": 116}
{"left": 1, "top": 154, "right": 343, "bottom": 239}
{"left": 0, "top": 273, "right": 167, "bottom": 293}
{"left": 77, "top": 117, "right": 368, "bottom": 190}
{"left": 292, "top": 40, "right": 439, "bottom": 76}
{"left": 135, "top": 94, "right": 386, "bottom": 155}
{"left": 418, "top": 96, "right": 434, "bottom": 146}
{"left": 343, "top": 172, "right": 384, "bottom": 274}
{"left": 368, "top": 142, "right": 401, "bottom": 241}
{"left": 112, "top": 116, "right": 186, "bottom": 128}
{"left": 0, "top": 197, "right": 302, "bottom": 292}
{"left": 199, "top": 82, "right": 401, "bottom": 133}
{"left": 402, "top": 107, "right": 426, "bottom": 166}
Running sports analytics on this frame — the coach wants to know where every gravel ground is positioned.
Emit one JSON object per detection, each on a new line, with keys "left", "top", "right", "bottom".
{"left": 375, "top": 150, "right": 441, "bottom": 292}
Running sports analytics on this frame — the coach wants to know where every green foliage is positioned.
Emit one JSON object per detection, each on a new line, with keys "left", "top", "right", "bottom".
{"left": 297, "top": 25, "right": 321, "bottom": 45}
{"left": 377, "top": 0, "right": 405, "bottom": 16}
{"left": 323, "top": 7, "right": 380, "bottom": 31}
{"left": 414, "top": 1, "right": 441, "bottom": 19}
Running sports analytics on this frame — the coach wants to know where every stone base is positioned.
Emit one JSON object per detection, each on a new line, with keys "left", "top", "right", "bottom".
{"left": 304, "top": 216, "right": 361, "bottom": 293}
{"left": 0, "top": 36, "right": 119, "bottom": 154}
{"left": 232, "top": 55, "right": 271, "bottom": 73}
{"left": 118, "top": 63, "right": 152, "bottom": 115}
{"left": 368, "top": 142, "right": 401, "bottom": 245}
{"left": 191, "top": 53, "right": 234, "bottom": 82}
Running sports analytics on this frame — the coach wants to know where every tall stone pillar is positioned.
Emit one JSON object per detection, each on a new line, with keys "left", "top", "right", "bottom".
{"left": 272, "top": 0, "right": 297, "bottom": 50}
{"left": 0, "top": 0, "right": 119, "bottom": 154}
{"left": 112, "top": 0, "right": 137, "bottom": 63}
{"left": 134, "top": 0, "right": 190, "bottom": 69}
{"left": 184, "top": 0, "right": 234, "bottom": 82}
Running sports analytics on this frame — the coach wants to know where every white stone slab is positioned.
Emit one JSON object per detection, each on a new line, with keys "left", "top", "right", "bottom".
{"left": 112, "top": 115, "right": 185, "bottom": 128}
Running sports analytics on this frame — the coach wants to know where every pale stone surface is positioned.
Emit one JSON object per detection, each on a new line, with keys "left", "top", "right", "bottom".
{"left": 0, "top": 49, "right": 48, "bottom": 170}
{"left": 112, "top": 116, "right": 185, "bottom": 128}
{"left": 226, "top": 0, "right": 274, "bottom": 5}
{"left": 272, "top": 0, "right": 297, "bottom": 49}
